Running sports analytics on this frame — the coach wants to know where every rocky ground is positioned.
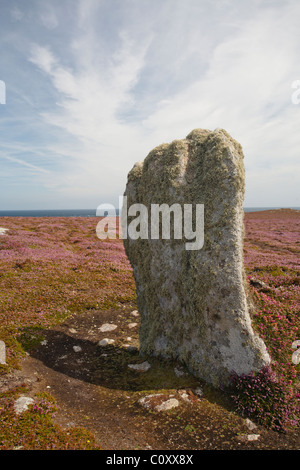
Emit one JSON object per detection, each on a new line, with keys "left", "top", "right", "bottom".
{"left": 1, "top": 305, "right": 299, "bottom": 450}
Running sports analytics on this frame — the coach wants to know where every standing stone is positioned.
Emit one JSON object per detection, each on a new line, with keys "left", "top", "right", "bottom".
{"left": 122, "top": 128, "right": 270, "bottom": 387}
{"left": 0, "top": 341, "right": 6, "bottom": 365}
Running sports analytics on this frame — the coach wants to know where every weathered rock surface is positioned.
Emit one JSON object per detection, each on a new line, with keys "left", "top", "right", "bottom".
{"left": 99, "top": 323, "right": 118, "bottom": 332}
{"left": 130, "top": 310, "right": 139, "bottom": 317}
{"left": 122, "top": 128, "right": 270, "bottom": 387}
{"left": 14, "top": 396, "right": 34, "bottom": 414}
{"left": 139, "top": 394, "right": 179, "bottom": 412}
{"left": 0, "top": 340, "right": 6, "bottom": 365}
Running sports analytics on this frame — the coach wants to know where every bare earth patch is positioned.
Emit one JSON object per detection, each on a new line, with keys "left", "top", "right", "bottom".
{"left": 2, "top": 305, "right": 298, "bottom": 450}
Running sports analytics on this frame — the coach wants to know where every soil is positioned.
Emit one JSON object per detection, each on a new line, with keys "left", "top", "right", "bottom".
{"left": 2, "top": 305, "right": 299, "bottom": 451}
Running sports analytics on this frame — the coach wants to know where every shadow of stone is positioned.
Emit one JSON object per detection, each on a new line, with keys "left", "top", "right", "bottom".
{"left": 28, "top": 329, "right": 201, "bottom": 393}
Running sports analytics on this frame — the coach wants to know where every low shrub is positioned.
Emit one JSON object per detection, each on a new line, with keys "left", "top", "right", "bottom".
{"left": 230, "top": 365, "right": 299, "bottom": 432}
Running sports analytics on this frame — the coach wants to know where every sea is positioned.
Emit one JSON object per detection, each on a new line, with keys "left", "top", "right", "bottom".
{"left": 0, "top": 207, "right": 299, "bottom": 217}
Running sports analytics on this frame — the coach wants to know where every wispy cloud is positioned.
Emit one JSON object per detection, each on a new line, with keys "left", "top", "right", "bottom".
{"left": 29, "top": 45, "right": 57, "bottom": 74}
{"left": 27, "top": 10, "right": 153, "bottom": 203}
{"left": 2, "top": 154, "right": 50, "bottom": 174}
{"left": 1, "top": 0, "right": 299, "bottom": 209}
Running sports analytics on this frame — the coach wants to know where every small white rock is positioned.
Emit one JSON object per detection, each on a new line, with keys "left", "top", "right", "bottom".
{"left": 245, "top": 418, "right": 257, "bottom": 431}
{"left": 128, "top": 361, "right": 151, "bottom": 372}
{"left": 178, "top": 391, "right": 191, "bottom": 403}
{"left": 0, "top": 228, "right": 8, "bottom": 236}
{"left": 0, "top": 340, "right": 6, "bottom": 365}
{"left": 139, "top": 394, "right": 179, "bottom": 412}
{"left": 98, "top": 338, "right": 115, "bottom": 346}
{"left": 131, "top": 310, "right": 139, "bottom": 316}
{"left": 14, "top": 396, "right": 34, "bottom": 415}
{"left": 139, "top": 394, "right": 163, "bottom": 409}
{"left": 247, "top": 434, "right": 260, "bottom": 441}
{"left": 69, "top": 328, "right": 77, "bottom": 334}
{"left": 128, "top": 322, "right": 138, "bottom": 329}
{"left": 73, "top": 345, "right": 82, "bottom": 352}
{"left": 99, "top": 323, "right": 118, "bottom": 332}
{"left": 155, "top": 398, "right": 179, "bottom": 412}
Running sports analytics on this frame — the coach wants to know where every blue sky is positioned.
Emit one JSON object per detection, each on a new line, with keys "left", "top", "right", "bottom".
{"left": 0, "top": 0, "right": 299, "bottom": 210}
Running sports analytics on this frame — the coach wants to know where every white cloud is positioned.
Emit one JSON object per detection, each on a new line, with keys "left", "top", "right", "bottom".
{"left": 30, "top": 45, "right": 57, "bottom": 74}
{"left": 4, "top": 0, "right": 299, "bottom": 208}
{"left": 141, "top": 2, "right": 300, "bottom": 183}
{"left": 27, "top": 26, "right": 152, "bottom": 204}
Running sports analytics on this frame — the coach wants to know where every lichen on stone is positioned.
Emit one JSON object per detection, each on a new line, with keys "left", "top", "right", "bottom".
{"left": 122, "top": 128, "right": 270, "bottom": 387}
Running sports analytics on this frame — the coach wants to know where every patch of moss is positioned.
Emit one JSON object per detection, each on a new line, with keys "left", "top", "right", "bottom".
{"left": 17, "top": 327, "right": 46, "bottom": 352}
{"left": 0, "top": 387, "right": 100, "bottom": 450}
{"left": 0, "top": 327, "right": 25, "bottom": 373}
